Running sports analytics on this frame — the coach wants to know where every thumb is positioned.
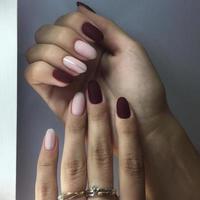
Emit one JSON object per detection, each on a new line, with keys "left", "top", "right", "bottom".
{"left": 77, "top": 3, "right": 134, "bottom": 53}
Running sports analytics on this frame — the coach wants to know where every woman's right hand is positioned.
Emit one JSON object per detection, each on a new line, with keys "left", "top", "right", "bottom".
{"left": 35, "top": 80, "right": 145, "bottom": 200}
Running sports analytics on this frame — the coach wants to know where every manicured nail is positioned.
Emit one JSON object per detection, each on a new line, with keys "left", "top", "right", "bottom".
{"left": 74, "top": 40, "right": 97, "bottom": 60}
{"left": 82, "top": 22, "right": 104, "bottom": 43}
{"left": 77, "top": 2, "right": 96, "bottom": 13}
{"left": 117, "top": 97, "right": 131, "bottom": 119}
{"left": 44, "top": 129, "right": 56, "bottom": 150}
{"left": 71, "top": 92, "right": 85, "bottom": 116}
{"left": 53, "top": 69, "right": 74, "bottom": 83}
{"left": 63, "top": 56, "right": 87, "bottom": 74}
{"left": 88, "top": 80, "right": 102, "bottom": 104}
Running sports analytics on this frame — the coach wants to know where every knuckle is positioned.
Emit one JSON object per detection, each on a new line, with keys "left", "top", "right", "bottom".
{"left": 36, "top": 182, "right": 56, "bottom": 199}
{"left": 89, "top": 105, "right": 108, "bottom": 122}
{"left": 38, "top": 44, "right": 55, "bottom": 60}
{"left": 25, "top": 45, "right": 36, "bottom": 62}
{"left": 121, "top": 153, "right": 144, "bottom": 177}
{"left": 118, "top": 119, "right": 137, "bottom": 136}
{"left": 130, "top": 40, "right": 145, "bottom": 51}
{"left": 56, "top": 12, "right": 83, "bottom": 25}
{"left": 67, "top": 119, "right": 86, "bottom": 133}
{"left": 24, "top": 61, "right": 44, "bottom": 83}
{"left": 37, "top": 159, "right": 56, "bottom": 169}
{"left": 35, "top": 24, "right": 51, "bottom": 41}
{"left": 37, "top": 182, "right": 50, "bottom": 198}
{"left": 64, "top": 159, "right": 86, "bottom": 178}
{"left": 91, "top": 141, "right": 112, "bottom": 166}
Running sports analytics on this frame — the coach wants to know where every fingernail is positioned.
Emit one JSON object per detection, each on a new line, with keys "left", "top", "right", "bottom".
{"left": 63, "top": 56, "right": 87, "bottom": 74}
{"left": 44, "top": 129, "right": 56, "bottom": 150}
{"left": 71, "top": 92, "right": 85, "bottom": 116}
{"left": 117, "top": 97, "right": 131, "bottom": 119}
{"left": 53, "top": 69, "right": 74, "bottom": 83}
{"left": 82, "top": 22, "right": 104, "bottom": 43}
{"left": 88, "top": 80, "right": 102, "bottom": 104}
{"left": 77, "top": 2, "right": 96, "bottom": 13}
{"left": 74, "top": 40, "right": 97, "bottom": 60}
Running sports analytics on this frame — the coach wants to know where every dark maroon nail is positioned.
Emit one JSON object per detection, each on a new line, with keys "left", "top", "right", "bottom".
{"left": 82, "top": 22, "right": 104, "bottom": 43}
{"left": 117, "top": 97, "right": 131, "bottom": 119}
{"left": 77, "top": 2, "right": 96, "bottom": 13}
{"left": 53, "top": 69, "right": 73, "bottom": 83}
{"left": 88, "top": 80, "right": 103, "bottom": 104}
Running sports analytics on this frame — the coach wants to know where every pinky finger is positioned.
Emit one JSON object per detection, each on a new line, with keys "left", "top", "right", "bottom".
{"left": 35, "top": 129, "right": 59, "bottom": 200}
{"left": 116, "top": 97, "right": 145, "bottom": 200}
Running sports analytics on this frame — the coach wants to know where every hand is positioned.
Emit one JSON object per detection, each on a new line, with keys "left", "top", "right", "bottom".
{"left": 25, "top": 4, "right": 167, "bottom": 150}
{"left": 26, "top": 3, "right": 200, "bottom": 200}
{"left": 35, "top": 83, "right": 145, "bottom": 200}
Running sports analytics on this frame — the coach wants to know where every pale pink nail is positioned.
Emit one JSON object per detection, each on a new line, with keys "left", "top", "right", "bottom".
{"left": 71, "top": 92, "right": 85, "bottom": 116}
{"left": 44, "top": 129, "right": 56, "bottom": 150}
{"left": 63, "top": 56, "right": 87, "bottom": 74}
{"left": 74, "top": 40, "right": 97, "bottom": 59}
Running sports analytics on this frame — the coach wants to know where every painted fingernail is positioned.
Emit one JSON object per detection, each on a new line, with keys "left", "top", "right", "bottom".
{"left": 44, "top": 129, "right": 56, "bottom": 150}
{"left": 53, "top": 69, "right": 74, "bottom": 83}
{"left": 77, "top": 2, "right": 96, "bottom": 13}
{"left": 63, "top": 56, "right": 87, "bottom": 74}
{"left": 71, "top": 92, "right": 85, "bottom": 116}
{"left": 74, "top": 40, "right": 97, "bottom": 59}
{"left": 88, "top": 80, "right": 102, "bottom": 104}
{"left": 82, "top": 22, "right": 104, "bottom": 43}
{"left": 117, "top": 97, "right": 131, "bottom": 119}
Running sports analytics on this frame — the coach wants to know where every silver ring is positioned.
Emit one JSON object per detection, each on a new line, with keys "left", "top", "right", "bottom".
{"left": 86, "top": 185, "right": 119, "bottom": 199}
{"left": 58, "top": 191, "right": 86, "bottom": 200}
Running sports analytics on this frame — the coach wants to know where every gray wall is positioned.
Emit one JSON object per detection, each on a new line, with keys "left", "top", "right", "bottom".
{"left": 17, "top": 0, "right": 200, "bottom": 199}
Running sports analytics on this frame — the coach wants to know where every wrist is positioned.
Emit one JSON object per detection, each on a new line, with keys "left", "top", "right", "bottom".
{"left": 143, "top": 108, "right": 200, "bottom": 200}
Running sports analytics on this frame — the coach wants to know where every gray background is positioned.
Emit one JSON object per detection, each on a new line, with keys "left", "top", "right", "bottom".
{"left": 17, "top": 0, "right": 200, "bottom": 199}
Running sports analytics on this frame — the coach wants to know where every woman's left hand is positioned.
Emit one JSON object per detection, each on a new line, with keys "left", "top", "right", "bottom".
{"left": 35, "top": 80, "right": 145, "bottom": 200}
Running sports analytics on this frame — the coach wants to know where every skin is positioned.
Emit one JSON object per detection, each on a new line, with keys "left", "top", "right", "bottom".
{"left": 26, "top": 5, "right": 200, "bottom": 200}
{"left": 35, "top": 93, "right": 145, "bottom": 200}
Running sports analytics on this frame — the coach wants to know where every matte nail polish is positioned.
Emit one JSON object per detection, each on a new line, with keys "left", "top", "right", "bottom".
{"left": 45, "top": 129, "right": 56, "bottom": 150}
{"left": 117, "top": 97, "right": 131, "bottom": 119}
{"left": 88, "top": 80, "right": 103, "bottom": 104}
{"left": 77, "top": 2, "right": 96, "bottom": 13}
{"left": 53, "top": 69, "right": 74, "bottom": 83}
{"left": 82, "top": 22, "right": 104, "bottom": 43}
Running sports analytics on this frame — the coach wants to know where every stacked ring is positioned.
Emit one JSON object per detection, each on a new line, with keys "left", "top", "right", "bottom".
{"left": 58, "top": 186, "right": 119, "bottom": 200}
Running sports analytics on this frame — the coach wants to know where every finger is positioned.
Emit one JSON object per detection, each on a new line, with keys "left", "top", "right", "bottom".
{"left": 26, "top": 44, "right": 88, "bottom": 76}
{"left": 77, "top": 4, "right": 135, "bottom": 53}
{"left": 61, "top": 92, "right": 87, "bottom": 194}
{"left": 87, "top": 80, "right": 113, "bottom": 192}
{"left": 116, "top": 97, "right": 145, "bottom": 200}
{"left": 24, "top": 61, "right": 75, "bottom": 115}
{"left": 25, "top": 61, "right": 74, "bottom": 87}
{"left": 55, "top": 12, "right": 101, "bottom": 45}
{"left": 35, "top": 24, "right": 97, "bottom": 61}
{"left": 35, "top": 129, "right": 58, "bottom": 200}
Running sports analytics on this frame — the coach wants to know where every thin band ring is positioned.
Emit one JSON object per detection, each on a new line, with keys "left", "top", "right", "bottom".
{"left": 57, "top": 191, "right": 86, "bottom": 200}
